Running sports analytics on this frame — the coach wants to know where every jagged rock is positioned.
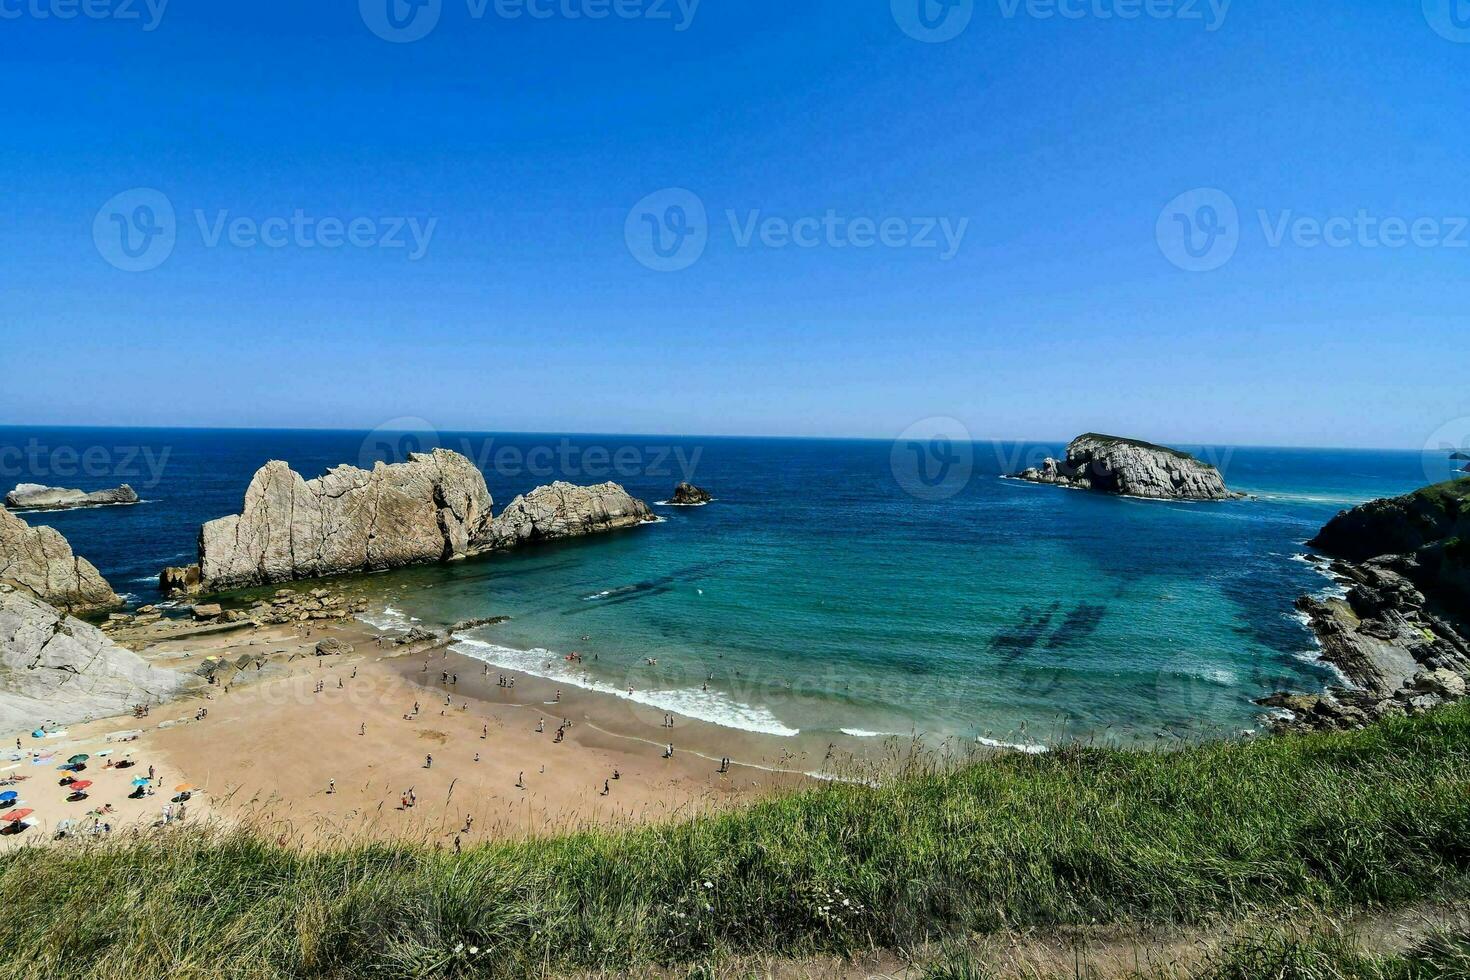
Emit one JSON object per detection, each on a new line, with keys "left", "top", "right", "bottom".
{"left": 670, "top": 483, "right": 712, "bottom": 506}
{"left": 190, "top": 603, "right": 223, "bottom": 620}
{"left": 160, "top": 564, "right": 202, "bottom": 596}
{"left": 0, "top": 585, "right": 191, "bottom": 731}
{"left": 315, "top": 637, "right": 352, "bottom": 656}
{"left": 485, "top": 482, "right": 655, "bottom": 550}
{"left": 450, "top": 616, "right": 511, "bottom": 632}
{"left": 1269, "top": 480, "right": 1470, "bottom": 733}
{"left": 0, "top": 506, "right": 120, "bottom": 613}
{"left": 1010, "top": 434, "right": 1240, "bottom": 501}
{"left": 197, "top": 450, "right": 495, "bottom": 592}
{"left": 395, "top": 626, "right": 440, "bottom": 646}
{"left": 4, "top": 483, "right": 139, "bottom": 511}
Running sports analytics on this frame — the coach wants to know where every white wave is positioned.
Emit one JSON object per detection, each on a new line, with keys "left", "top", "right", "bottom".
{"left": 655, "top": 500, "right": 710, "bottom": 507}
{"left": 357, "top": 605, "right": 412, "bottom": 633}
{"left": 840, "top": 728, "right": 902, "bottom": 738}
{"left": 976, "top": 735, "right": 1048, "bottom": 754}
{"left": 450, "top": 636, "right": 800, "bottom": 737}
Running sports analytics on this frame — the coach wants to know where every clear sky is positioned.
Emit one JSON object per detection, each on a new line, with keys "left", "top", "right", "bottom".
{"left": 0, "top": 0, "right": 1464, "bottom": 448}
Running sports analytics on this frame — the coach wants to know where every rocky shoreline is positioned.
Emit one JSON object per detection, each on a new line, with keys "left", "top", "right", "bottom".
{"left": 4, "top": 483, "right": 139, "bottom": 511}
{"left": 1010, "top": 433, "right": 1242, "bottom": 501}
{"left": 1262, "top": 479, "right": 1470, "bottom": 732}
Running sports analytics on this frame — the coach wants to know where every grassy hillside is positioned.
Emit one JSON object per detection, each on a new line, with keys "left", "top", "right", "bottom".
{"left": 3, "top": 706, "right": 1470, "bottom": 979}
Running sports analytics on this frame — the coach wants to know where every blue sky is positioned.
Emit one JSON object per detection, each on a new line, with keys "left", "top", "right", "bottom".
{"left": 0, "top": 0, "right": 1464, "bottom": 448}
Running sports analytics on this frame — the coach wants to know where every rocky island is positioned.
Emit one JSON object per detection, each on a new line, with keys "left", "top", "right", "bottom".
{"left": 1009, "top": 433, "right": 1241, "bottom": 501}
{"left": 171, "top": 450, "right": 656, "bottom": 594}
{"left": 5, "top": 483, "right": 140, "bottom": 511}
{"left": 1262, "top": 478, "right": 1470, "bottom": 731}
{"left": 669, "top": 482, "right": 712, "bottom": 505}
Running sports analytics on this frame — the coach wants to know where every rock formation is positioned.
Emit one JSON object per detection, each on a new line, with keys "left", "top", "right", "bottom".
{"left": 196, "top": 450, "right": 494, "bottom": 592}
{"left": 0, "top": 585, "right": 190, "bottom": 732}
{"left": 670, "top": 482, "right": 713, "bottom": 506}
{"left": 4, "top": 483, "right": 139, "bottom": 511}
{"left": 1010, "top": 434, "right": 1240, "bottom": 501}
{"left": 1262, "top": 479, "right": 1470, "bottom": 732}
{"left": 0, "top": 506, "right": 120, "bottom": 613}
{"left": 484, "top": 482, "right": 655, "bottom": 551}
{"left": 189, "top": 452, "right": 655, "bottom": 592}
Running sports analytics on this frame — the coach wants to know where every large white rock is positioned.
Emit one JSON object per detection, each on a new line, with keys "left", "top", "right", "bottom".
{"left": 0, "top": 506, "right": 120, "bottom": 613}
{"left": 484, "top": 481, "right": 656, "bottom": 551}
{"left": 199, "top": 449, "right": 495, "bottom": 591}
{"left": 0, "top": 586, "right": 189, "bottom": 732}
{"left": 1013, "top": 434, "right": 1239, "bottom": 501}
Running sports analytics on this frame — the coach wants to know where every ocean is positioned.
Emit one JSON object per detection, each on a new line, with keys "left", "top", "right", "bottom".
{"left": 1, "top": 426, "right": 1450, "bottom": 748}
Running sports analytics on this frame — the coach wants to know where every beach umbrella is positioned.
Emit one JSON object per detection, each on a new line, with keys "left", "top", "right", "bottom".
{"left": 131, "top": 777, "right": 150, "bottom": 786}
{"left": 67, "top": 780, "right": 92, "bottom": 792}
{"left": 67, "top": 754, "right": 89, "bottom": 764}
{"left": 0, "top": 791, "right": 16, "bottom": 801}
{"left": 0, "top": 809, "right": 33, "bottom": 822}
{"left": 174, "top": 783, "right": 195, "bottom": 793}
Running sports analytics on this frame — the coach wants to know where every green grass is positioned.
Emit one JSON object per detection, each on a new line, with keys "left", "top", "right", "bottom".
{"left": 4, "top": 706, "right": 1470, "bottom": 979}
{"left": 922, "top": 929, "right": 1470, "bottom": 979}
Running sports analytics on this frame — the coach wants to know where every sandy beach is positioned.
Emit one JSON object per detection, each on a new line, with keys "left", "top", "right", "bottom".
{"left": 0, "top": 612, "right": 864, "bottom": 850}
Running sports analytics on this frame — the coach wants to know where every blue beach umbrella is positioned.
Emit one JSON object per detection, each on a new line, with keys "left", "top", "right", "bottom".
{"left": 130, "top": 777, "right": 149, "bottom": 786}
{"left": 0, "top": 791, "right": 17, "bottom": 801}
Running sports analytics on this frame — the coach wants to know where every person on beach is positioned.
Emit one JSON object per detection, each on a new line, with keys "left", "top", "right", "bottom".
{"left": 601, "top": 779, "right": 609, "bottom": 796}
{"left": 327, "top": 779, "right": 335, "bottom": 795}
{"left": 359, "top": 722, "right": 365, "bottom": 736}
{"left": 425, "top": 754, "right": 433, "bottom": 769}
{"left": 663, "top": 743, "right": 673, "bottom": 759}
{"left": 474, "top": 752, "right": 480, "bottom": 763}
{"left": 516, "top": 772, "right": 524, "bottom": 788}
{"left": 536, "top": 719, "right": 544, "bottom": 733}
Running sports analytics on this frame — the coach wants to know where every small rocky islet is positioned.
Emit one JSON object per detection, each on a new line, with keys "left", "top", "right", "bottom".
{"left": 3, "top": 483, "right": 140, "bottom": 512}
{"left": 1009, "top": 433, "right": 1242, "bottom": 501}
{"left": 669, "top": 482, "right": 713, "bottom": 506}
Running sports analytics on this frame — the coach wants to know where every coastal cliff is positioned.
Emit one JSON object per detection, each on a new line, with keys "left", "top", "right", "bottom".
{"left": 1010, "top": 433, "right": 1239, "bottom": 501}
{"left": 197, "top": 450, "right": 494, "bottom": 592}
{"left": 0, "top": 585, "right": 190, "bottom": 731}
{"left": 1263, "top": 479, "right": 1470, "bottom": 731}
{"left": 5, "top": 483, "right": 139, "bottom": 511}
{"left": 0, "top": 506, "right": 120, "bottom": 614}
{"left": 190, "top": 452, "right": 655, "bottom": 592}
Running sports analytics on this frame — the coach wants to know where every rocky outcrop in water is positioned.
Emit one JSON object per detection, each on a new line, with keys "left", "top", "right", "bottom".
{"left": 484, "top": 482, "right": 655, "bottom": 551}
{"left": 0, "top": 585, "right": 190, "bottom": 731}
{"left": 190, "top": 453, "right": 655, "bottom": 592}
{"left": 1262, "top": 479, "right": 1470, "bottom": 732}
{"left": 196, "top": 450, "right": 495, "bottom": 592}
{"left": 1010, "top": 434, "right": 1240, "bottom": 501}
{"left": 670, "top": 483, "right": 712, "bottom": 506}
{"left": 4, "top": 483, "right": 139, "bottom": 511}
{"left": 0, "top": 506, "right": 120, "bottom": 614}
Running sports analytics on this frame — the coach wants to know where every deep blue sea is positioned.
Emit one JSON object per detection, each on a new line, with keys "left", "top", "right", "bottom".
{"left": 1, "top": 426, "right": 1451, "bottom": 747}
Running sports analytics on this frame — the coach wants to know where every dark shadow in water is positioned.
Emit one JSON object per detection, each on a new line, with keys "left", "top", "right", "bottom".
{"left": 989, "top": 602, "right": 1062, "bottom": 658}
{"left": 559, "top": 559, "right": 734, "bottom": 615}
{"left": 1045, "top": 602, "right": 1108, "bottom": 649}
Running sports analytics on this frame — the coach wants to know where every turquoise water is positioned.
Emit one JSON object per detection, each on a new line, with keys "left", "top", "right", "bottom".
{"left": 0, "top": 428, "right": 1445, "bottom": 747}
